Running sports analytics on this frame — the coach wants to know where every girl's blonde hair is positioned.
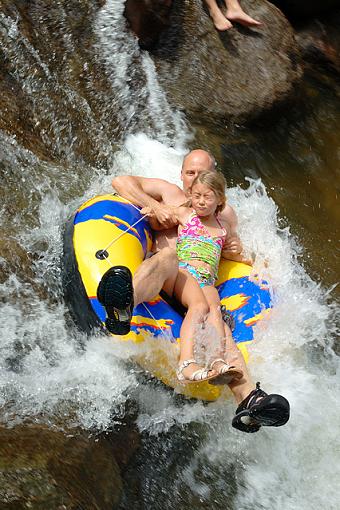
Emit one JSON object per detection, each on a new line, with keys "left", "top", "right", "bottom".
{"left": 189, "top": 170, "right": 227, "bottom": 213}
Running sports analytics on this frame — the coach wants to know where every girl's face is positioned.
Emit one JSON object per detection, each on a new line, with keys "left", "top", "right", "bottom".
{"left": 190, "top": 182, "right": 221, "bottom": 217}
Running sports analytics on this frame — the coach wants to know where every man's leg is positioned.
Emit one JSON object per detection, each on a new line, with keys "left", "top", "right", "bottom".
{"left": 224, "top": 329, "right": 255, "bottom": 403}
{"left": 223, "top": 333, "right": 290, "bottom": 433}
{"left": 133, "top": 247, "right": 179, "bottom": 305}
{"left": 97, "top": 248, "right": 178, "bottom": 334}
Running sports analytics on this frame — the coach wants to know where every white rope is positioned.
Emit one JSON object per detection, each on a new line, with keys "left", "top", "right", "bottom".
{"left": 142, "top": 302, "right": 167, "bottom": 339}
{"left": 100, "top": 213, "right": 149, "bottom": 253}
{"left": 97, "top": 193, "right": 151, "bottom": 256}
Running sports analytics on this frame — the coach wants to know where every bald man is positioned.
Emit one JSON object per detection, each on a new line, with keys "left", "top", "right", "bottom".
{"left": 96, "top": 149, "right": 290, "bottom": 433}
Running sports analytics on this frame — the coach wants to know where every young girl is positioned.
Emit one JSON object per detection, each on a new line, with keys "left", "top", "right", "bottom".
{"left": 145, "top": 170, "right": 248, "bottom": 383}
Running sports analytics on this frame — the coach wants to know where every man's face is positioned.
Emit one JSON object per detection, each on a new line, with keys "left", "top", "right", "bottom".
{"left": 181, "top": 153, "right": 215, "bottom": 192}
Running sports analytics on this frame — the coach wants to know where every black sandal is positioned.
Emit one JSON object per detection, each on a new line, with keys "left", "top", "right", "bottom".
{"left": 97, "top": 266, "right": 134, "bottom": 335}
{"left": 232, "top": 382, "right": 290, "bottom": 433}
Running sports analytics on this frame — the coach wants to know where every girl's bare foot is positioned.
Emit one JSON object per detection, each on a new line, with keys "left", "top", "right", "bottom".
{"left": 209, "top": 7, "right": 233, "bottom": 31}
{"left": 226, "top": 8, "right": 262, "bottom": 27}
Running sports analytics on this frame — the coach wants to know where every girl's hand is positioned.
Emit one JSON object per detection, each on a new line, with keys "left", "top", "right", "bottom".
{"left": 141, "top": 206, "right": 153, "bottom": 216}
{"left": 224, "top": 235, "right": 242, "bottom": 254}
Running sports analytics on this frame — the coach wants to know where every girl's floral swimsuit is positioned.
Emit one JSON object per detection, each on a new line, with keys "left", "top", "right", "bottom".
{"left": 176, "top": 212, "right": 227, "bottom": 288}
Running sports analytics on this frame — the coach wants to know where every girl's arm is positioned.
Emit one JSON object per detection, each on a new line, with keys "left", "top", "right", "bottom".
{"left": 112, "top": 176, "right": 182, "bottom": 229}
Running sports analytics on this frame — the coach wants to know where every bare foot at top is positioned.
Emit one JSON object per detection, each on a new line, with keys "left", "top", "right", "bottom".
{"left": 226, "top": 8, "right": 262, "bottom": 27}
{"left": 208, "top": 6, "right": 233, "bottom": 31}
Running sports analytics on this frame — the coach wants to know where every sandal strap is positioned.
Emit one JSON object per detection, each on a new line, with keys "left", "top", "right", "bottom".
{"left": 210, "top": 358, "right": 228, "bottom": 368}
{"left": 190, "top": 368, "right": 212, "bottom": 381}
{"left": 177, "top": 360, "right": 214, "bottom": 382}
{"left": 178, "top": 359, "right": 196, "bottom": 371}
{"left": 210, "top": 358, "right": 238, "bottom": 375}
{"left": 237, "top": 382, "right": 268, "bottom": 412}
{"left": 177, "top": 359, "right": 197, "bottom": 381}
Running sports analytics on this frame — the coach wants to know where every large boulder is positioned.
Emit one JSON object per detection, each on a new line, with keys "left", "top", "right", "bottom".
{"left": 152, "top": 0, "right": 303, "bottom": 124}
{"left": 124, "top": 0, "right": 173, "bottom": 49}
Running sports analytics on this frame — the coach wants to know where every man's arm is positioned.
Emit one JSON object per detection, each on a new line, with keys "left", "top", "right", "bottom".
{"left": 221, "top": 249, "right": 253, "bottom": 266}
{"left": 112, "top": 175, "right": 180, "bottom": 229}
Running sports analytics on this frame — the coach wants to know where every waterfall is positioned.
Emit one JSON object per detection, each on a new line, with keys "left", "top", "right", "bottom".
{"left": 0, "top": 2, "right": 339, "bottom": 510}
{"left": 94, "top": 0, "right": 190, "bottom": 148}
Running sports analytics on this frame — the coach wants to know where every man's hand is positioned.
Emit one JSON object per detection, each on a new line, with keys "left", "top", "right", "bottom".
{"left": 141, "top": 204, "right": 178, "bottom": 230}
{"left": 224, "top": 235, "right": 242, "bottom": 254}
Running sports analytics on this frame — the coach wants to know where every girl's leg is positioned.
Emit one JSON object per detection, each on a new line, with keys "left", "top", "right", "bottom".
{"left": 202, "top": 286, "right": 243, "bottom": 380}
{"left": 202, "top": 285, "right": 228, "bottom": 354}
{"left": 203, "top": 0, "right": 233, "bottom": 31}
{"left": 224, "top": 0, "right": 262, "bottom": 27}
{"left": 174, "top": 270, "right": 217, "bottom": 380}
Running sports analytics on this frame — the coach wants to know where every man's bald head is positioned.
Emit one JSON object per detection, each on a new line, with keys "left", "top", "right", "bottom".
{"left": 181, "top": 149, "right": 216, "bottom": 191}
{"left": 182, "top": 149, "right": 215, "bottom": 172}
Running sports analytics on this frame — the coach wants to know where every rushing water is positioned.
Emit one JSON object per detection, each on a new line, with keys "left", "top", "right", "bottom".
{"left": 0, "top": 2, "right": 339, "bottom": 509}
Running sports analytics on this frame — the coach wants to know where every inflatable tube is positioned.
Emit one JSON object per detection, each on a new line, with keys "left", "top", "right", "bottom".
{"left": 63, "top": 194, "right": 272, "bottom": 401}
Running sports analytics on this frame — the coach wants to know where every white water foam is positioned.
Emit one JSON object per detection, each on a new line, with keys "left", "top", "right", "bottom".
{"left": 107, "top": 135, "right": 339, "bottom": 510}
{"left": 1, "top": 130, "right": 339, "bottom": 507}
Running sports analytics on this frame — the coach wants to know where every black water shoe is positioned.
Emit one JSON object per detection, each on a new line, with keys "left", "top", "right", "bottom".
{"left": 232, "top": 382, "right": 290, "bottom": 433}
{"left": 97, "top": 266, "right": 134, "bottom": 335}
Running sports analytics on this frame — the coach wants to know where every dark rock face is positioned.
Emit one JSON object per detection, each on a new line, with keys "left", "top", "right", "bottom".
{"left": 152, "top": 0, "right": 303, "bottom": 124}
{"left": 269, "top": 1, "right": 339, "bottom": 20}
{"left": 124, "top": 0, "right": 173, "bottom": 49}
{"left": 295, "top": 10, "right": 340, "bottom": 74}
{"left": 0, "top": 424, "right": 140, "bottom": 509}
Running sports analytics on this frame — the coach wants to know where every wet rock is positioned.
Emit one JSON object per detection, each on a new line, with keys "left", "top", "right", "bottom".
{"left": 269, "top": 1, "right": 339, "bottom": 20}
{"left": 295, "top": 10, "right": 340, "bottom": 74}
{"left": 152, "top": 0, "right": 303, "bottom": 124}
{"left": 124, "top": 0, "right": 173, "bottom": 49}
{"left": 0, "top": 0, "right": 121, "bottom": 167}
{"left": 0, "top": 424, "right": 130, "bottom": 509}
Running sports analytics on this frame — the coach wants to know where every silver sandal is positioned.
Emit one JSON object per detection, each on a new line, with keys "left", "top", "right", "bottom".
{"left": 208, "top": 358, "right": 243, "bottom": 386}
{"left": 177, "top": 359, "right": 218, "bottom": 384}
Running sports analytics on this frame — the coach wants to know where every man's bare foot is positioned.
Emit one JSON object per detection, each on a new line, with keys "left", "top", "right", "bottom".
{"left": 209, "top": 7, "right": 233, "bottom": 31}
{"left": 226, "top": 8, "right": 262, "bottom": 27}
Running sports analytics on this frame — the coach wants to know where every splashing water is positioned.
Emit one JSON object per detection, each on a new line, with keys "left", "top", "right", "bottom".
{"left": 110, "top": 136, "right": 340, "bottom": 510}
{"left": 0, "top": 3, "right": 339, "bottom": 509}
